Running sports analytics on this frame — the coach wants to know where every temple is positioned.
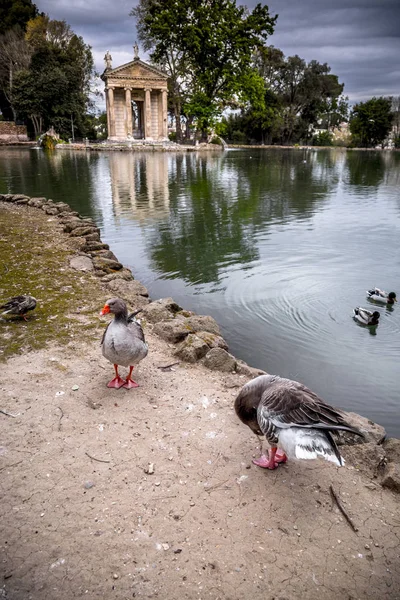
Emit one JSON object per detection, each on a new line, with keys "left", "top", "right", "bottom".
{"left": 101, "top": 44, "right": 168, "bottom": 142}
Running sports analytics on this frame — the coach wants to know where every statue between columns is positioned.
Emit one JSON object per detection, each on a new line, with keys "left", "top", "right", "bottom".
{"left": 104, "top": 51, "right": 112, "bottom": 69}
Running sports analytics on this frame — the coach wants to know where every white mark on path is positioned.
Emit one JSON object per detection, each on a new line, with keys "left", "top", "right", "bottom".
{"left": 98, "top": 424, "right": 104, "bottom": 432}
{"left": 50, "top": 558, "right": 65, "bottom": 569}
{"left": 206, "top": 431, "right": 217, "bottom": 439}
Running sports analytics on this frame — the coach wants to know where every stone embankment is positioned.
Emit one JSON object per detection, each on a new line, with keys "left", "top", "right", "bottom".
{"left": 1, "top": 191, "right": 400, "bottom": 494}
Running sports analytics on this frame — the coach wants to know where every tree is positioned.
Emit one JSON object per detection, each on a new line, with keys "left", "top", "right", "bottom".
{"left": 12, "top": 16, "right": 95, "bottom": 138}
{"left": 0, "top": 26, "right": 32, "bottom": 120}
{"left": 0, "top": 0, "right": 38, "bottom": 36}
{"left": 131, "top": 0, "right": 276, "bottom": 140}
{"left": 0, "top": 0, "right": 38, "bottom": 119}
{"left": 349, "top": 97, "right": 393, "bottom": 148}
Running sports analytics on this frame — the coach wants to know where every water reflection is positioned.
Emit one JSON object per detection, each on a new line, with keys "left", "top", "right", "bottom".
{"left": 148, "top": 150, "right": 335, "bottom": 286}
{"left": 108, "top": 153, "right": 170, "bottom": 221}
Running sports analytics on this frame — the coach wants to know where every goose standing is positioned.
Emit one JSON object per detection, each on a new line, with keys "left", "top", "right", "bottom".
{"left": 235, "top": 374, "right": 363, "bottom": 469}
{"left": 367, "top": 288, "right": 396, "bottom": 304}
{"left": 100, "top": 298, "right": 148, "bottom": 389}
{"left": 353, "top": 307, "right": 380, "bottom": 326}
{"left": 0, "top": 295, "right": 37, "bottom": 320}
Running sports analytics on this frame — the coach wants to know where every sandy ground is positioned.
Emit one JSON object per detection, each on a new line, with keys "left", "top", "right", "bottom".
{"left": 0, "top": 202, "right": 400, "bottom": 600}
{"left": 1, "top": 331, "right": 400, "bottom": 600}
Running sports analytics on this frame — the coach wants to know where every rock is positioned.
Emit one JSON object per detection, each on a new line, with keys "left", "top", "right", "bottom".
{"left": 153, "top": 320, "right": 190, "bottom": 343}
{"left": 58, "top": 211, "right": 79, "bottom": 220}
{"left": 92, "top": 256, "right": 123, "bottom": 273}
{"left": 337, "top": 412, "right": 386, "bottom": 446}
{"left": 68, "top": 237, "right": 87, "bottom": 251}
{"left": 156, "top": 297, "right": 182, "bottom": 313}
{"left": 70, "top": 226, "right": 99, "bottom": 237}
{"left": 177, "top": 309, "right": 196, "bottom": 318}
{"left": 85, "top": 242, "right": 109, "bottom": 252}
{"left": 44, "top": 206, "right": 60, "bottom": 215}
{"left": 69, "top": 256, "right": 94, "bottom": 271}
{"left": 173, "top": 334, "right": 209, "bottom": 363}
{"left": 28, "top": 197, "right": 46, "bottom": 208}
{"left": 235, "top": 359, "right": 267, "bottom": 378}
{"left": 101, "top": 269, "right": 134, "bottom": 282}
{"left": 11, "top": 194, "right": 29, "bottom": 202}
{"left": 54, "top": 202, "right": 72, "bottom": 212}
{"left": 381, "top": 463, "right": 400, "bottom": 493}
{"left": 84, "top": 232, "right": 101, "bottom": 242}
{"left": 195, "top": 331, "right": 229, "bottom": 351}
{"left": 382, "top": 438, "right": 400, "bottom": 463}
{"left": 203, "top": 348, "right": 236, "bottom": 372}
{"left": 90, "top": 250, "right": 119, "bottom": 261}
{"left": 141, "top": 302, "right": 175, "bottom": 324}
{"left": 63, "top": 220, "right": 84, "bottom": 232}
{"left": 341, "top": 442, "right": 385, "bottom": 478}
{"left": 184, "top": 315, "right": 220, "bottom": 335}
{"left": 106, "top": 278, "right": 149, "bottom": 300}
{"left": 15, "top": 197, "right": 30, "bottom": 204}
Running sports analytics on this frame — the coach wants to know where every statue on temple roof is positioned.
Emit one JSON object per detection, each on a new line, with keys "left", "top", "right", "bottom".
{"left": 133, "top": 42, "right": 139, "bottom": 60}
{"left": 104, "top": 51, "right": 112, "bottom": 69}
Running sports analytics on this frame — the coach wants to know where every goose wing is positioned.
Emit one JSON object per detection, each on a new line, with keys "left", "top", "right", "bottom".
{"left": 257, "top": 378, "right": 351, "bottom": 433}
{"left": 127, "top": 315, "right": 146, "bottom": 343}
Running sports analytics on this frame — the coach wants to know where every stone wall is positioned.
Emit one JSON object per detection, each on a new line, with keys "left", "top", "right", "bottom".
{"left": 0, "top": 121, "right": 28, "bottom": 143}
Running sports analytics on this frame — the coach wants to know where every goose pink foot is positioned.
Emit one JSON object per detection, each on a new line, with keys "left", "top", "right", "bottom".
{"left": 107, "top": 376, "right": 126, "bottom": 389}
{"left": 123, "top": 378, "right": 139, "bottom": 389}
{"left": 253, "top": 448, "right": 287, "bottom": 469}
{"left": 107, "top": 365, "right": 126, "bottom": 389}
{"left": 122, "top": 366, "right": 139, "bottom": 389}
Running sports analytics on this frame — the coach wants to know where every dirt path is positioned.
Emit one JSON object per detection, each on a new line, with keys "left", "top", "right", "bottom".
{"left": 1, "top": 202, "right": 399, "bottom": 600}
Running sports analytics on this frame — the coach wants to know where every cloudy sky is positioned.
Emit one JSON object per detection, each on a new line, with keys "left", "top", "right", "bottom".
{"left": 37, "top": 0, "right": 400, "bottom": 109}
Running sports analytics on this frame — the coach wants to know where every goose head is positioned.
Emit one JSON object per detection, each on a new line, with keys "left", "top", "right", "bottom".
{"left": 100, "top": 298, "right": 128, "bottom": 318}
{"left": 388, "top": 292, "right": 397, "bottom": 304}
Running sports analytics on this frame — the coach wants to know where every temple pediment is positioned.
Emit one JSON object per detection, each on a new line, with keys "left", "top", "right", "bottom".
{"left": 101, "top": 59, "right": 168, "bottom": 82}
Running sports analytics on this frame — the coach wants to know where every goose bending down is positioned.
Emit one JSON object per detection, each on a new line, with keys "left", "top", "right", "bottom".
{"left": 367, "top": 288, "right": 396, "bottom": 304}
{"left": 235, "top": 374, "right": 363, "bottom": 470}
{"left": 100, "top": 298, "right": 148, "bottom": 389}
{"left": 353, "top": 307, "right": 380, "bottom": 326}
{"left": 0, "top": 295, "right": 37, "bottom": 320}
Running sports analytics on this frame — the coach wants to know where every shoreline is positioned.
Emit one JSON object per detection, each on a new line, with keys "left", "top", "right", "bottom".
{"left": 1, "top": 192, "right": 400, "bottom": 599}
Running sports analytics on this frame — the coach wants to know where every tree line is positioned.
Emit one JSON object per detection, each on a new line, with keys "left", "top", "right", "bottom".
{"left": 0, "top": 0, "right": 398, "bottom": 147}
{"left": 0, "top": 0, "right": 96, "bottom": 139}
{"left": 131, "top": 0, "right": 399, "bottom": 148}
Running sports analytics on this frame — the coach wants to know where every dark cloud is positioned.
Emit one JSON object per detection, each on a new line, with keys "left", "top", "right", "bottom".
{"left": 37, "top": 0, "right": 400, "bottom": 105}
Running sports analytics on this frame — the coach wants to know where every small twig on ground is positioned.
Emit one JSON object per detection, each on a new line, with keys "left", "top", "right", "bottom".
{"left": 0, "top": 409, "right": 20, "bottom": 418}
{"left": 153, "top": 495, "right": 177, "bottom": 501}
{"left": 85, "top": 452, "right": 110, "bottom": 464}
{"left": 157, "top": 362, "right": 180, "bottom": 371}
{"left": 57, "top": 406, "right": 64, "bottom": 431}
{"left": 204, "top": 478, "right": 231, "bottom": 493}
{"left": 329, "top": 485, "right": 358, "bottom": 533}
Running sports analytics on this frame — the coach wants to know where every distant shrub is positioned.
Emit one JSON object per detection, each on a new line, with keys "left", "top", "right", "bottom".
{"left": 312, "top": 131, "right": 333, "bottom": 146}
{"left": 394, "top": 136, "right": 400, "bottom": 149}
{"left": 168, "top": 131, "right": 177, "bottom": 142}
{"left": 231, "top": 130, "right": 247, "bottom": 143}
{"left": 210, "top": 136, "right": 222, "bottom": 145}
{"left": 41, "top": 134, "right": 58, "bottom": 150}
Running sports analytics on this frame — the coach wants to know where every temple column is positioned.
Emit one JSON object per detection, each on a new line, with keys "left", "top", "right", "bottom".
{"left": 108, "top": 87, "right": 116, "bottom": 138}
{"left": 125, "top": 87, "right": 132, "bottom": 138}
{"left": 161, "top": 89, "right": 168, "bottom": 139}
{"left": 144, "top": 88, "right": 152, "bottom": 140}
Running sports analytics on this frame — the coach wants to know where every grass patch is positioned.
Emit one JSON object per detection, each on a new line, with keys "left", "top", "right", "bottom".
{"left": 0, "top": 203, "right": 107, "bottom": 361}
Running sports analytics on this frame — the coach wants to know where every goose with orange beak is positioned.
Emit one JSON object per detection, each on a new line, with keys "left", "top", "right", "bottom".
{"left": 100, "top": 298, "right": 148, "bottom": 389}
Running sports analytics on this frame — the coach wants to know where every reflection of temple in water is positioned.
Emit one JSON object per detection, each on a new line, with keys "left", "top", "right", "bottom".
{"left": 108, "top": 153, "right": 170, "bottom": 220}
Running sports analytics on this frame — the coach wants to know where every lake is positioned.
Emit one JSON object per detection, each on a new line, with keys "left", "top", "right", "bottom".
{"left": 1, "top": 146, "right": 399, "bottom": 435}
